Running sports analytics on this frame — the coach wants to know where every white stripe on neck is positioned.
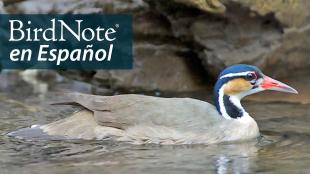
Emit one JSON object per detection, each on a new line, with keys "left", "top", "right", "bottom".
{"left": 218, "top": 86, "right": 231, "bottom": 119}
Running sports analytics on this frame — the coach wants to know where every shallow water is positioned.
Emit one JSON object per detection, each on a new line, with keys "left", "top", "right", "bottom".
{"left": 0, "top": 71, "right": 310, "bottom": 174}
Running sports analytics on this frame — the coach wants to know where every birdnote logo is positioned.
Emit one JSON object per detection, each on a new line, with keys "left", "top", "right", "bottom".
{"left": 0, "top": 14, "right": 133, "bottom": 69}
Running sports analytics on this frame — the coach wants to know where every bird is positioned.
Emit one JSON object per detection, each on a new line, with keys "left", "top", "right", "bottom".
{"left": 8, "top": 64, "right": 298, "bottom": 145}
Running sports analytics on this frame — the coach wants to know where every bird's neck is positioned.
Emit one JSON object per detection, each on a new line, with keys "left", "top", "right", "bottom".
{"left": 214, "top": 86, "right": 248, "bottom": 119}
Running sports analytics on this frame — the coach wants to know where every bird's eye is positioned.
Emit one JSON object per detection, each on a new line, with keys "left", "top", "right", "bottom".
{"left": 245, "top": 73, "right": 257, "bottom": 81}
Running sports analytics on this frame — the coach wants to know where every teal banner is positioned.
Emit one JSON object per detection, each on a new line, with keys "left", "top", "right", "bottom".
{"left": 0, "top": 14, "right": 133, "bottom": 69}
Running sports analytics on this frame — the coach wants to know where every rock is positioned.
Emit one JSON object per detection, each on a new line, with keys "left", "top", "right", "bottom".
{"left": 5, "top": 0, "right": 72, "bottom": 14}
{"left": 58, "top": 0, "right": 209, "bottom": 92}
{"left": 231, "top": 0, "right": 310, "bottom": 28}
{"left": 57, "top": 70, "right": 96, "bottom": 83}
{"left": 92, "top": 44, "right": 208, "bottom": 92}
{"left": 61, "top": 0, "right": 147, "bottom": 14}
{"left": 149, "top": 0, "right": 283, "bottom": 77}
{"left": 190, "top": 7, "right": 282, "bottom": 77}
{"left": 147, "top": 0, "right": 310, "bottom": 78}
{"left": 263, "top": 25, "right": 310, "bottom": 77}
{"left": 3, "top": 0, "right": 24, "bottom": 7}
{"left": 5, "top": 0, "right": 310, "bottom": 92}
{"left": 133, "top": 13, "right": 172, "bottom": 39}
{"left": 174, "top": 0, "right": 226, "bottom": 13}
{"left": 5, "top": 0, "right": 148, "bottom": 14}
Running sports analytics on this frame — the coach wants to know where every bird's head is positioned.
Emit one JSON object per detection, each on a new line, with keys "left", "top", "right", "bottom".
{"left": 214, "top": 64, "right": 297, "bottom": 119}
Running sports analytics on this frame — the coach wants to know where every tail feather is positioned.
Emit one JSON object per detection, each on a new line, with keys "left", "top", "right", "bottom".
{"left": 7, "top": 109, "right": 125, "bottom": 141}
{"left": 7, "top": 125, "right": 67, "bottom": 141}
{"left": 7, "top": 109, "right": 94, "bottom": 141}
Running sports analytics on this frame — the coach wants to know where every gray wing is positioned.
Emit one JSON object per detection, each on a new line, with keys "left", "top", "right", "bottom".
{"left": 63, "top": 92, "right": 224, "bottom": 133}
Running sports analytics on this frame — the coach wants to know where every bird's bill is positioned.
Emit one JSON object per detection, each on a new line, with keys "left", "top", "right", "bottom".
{"left": 259, "top": 76, "right": 298, "bottom": 94}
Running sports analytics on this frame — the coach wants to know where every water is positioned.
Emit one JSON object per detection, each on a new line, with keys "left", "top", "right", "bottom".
{"left": 0, "top": 70, "right": 310, "bottom": 174}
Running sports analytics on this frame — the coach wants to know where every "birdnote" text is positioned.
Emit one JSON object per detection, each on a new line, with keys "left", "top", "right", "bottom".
{"left": 8, "top": 18, "right": 116, "bottom": 65}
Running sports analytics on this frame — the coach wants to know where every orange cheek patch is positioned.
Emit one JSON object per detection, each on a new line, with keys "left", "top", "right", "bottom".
{"left": 223, "top": 78, "right": 252, "bottom": 95}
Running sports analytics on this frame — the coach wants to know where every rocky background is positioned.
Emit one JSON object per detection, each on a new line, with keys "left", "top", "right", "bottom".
{"left": 2, "top": 0, "right": 310, "bottom": 93}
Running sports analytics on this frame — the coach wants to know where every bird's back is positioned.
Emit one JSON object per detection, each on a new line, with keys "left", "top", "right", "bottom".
{"left": 66, "top": 93, "right": 223, "bottom": 131}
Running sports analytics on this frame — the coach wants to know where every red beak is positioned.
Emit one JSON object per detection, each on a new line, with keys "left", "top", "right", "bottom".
{"left": 259, "top": 76, "right": 298, "bottom": 94}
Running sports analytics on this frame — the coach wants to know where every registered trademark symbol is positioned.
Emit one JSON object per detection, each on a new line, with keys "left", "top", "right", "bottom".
{"left": 116, "top": 24, "right": 119, "bottom": 28}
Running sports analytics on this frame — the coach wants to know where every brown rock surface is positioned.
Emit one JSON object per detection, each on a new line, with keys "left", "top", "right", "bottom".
{"left": 96, "top": 44, "right": 208, "bottom": 92}
{"left": 152, "top": 0, "right": 310, "bottom": 78}
{"left": 174, "top": 0, "right": 226, "bottom": 13}
{"left": 263, "top": 25, "right": 310, "bottom": 77}
{"left": 190, "top": 11, "right": 282, "bottom": 77}
{"left": 231, "top": 0, "right": 310, "bottom": 28}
